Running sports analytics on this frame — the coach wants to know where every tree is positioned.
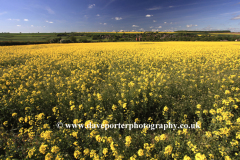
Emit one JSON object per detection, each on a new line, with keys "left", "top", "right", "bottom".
{"left": 70, "top": 36, "right": 77, "bottom": 43}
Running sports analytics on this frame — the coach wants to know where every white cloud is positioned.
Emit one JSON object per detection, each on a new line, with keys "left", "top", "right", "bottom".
{"left": 88, "top": 4, "right": 95, "bottom": 9}
{"left": 170, "top": 22, "right": 172, "bottom": 24}
{"left": 153, "top": 20, "right": 156, "bottom": 22}
{"left": 169, "top": 6, "right": 174, "bottom": 8}
{"left": 231, "top": 15, "right": 240, "bottom": 20}
{"left": 9, "top": 19, "right": 20, "bottom": 21}
{"left": 195, "top": 25, "right": 198, "bottom": 26}
{"left": 24, "top": 19, "right": 28, "bottom": 21}
{"left": 31, "top": 25, "right": 33, "bottom": 27}
{"left": 0, "top": 12, "right": 7, "bottom": 15}
{"left": 179, "top": 26, "right": 181, "bottom": 27}
{"left": 49, "top": 22, "right": 53, "bottom": 23}
{"left": 17, "top": 25, "right": 21, "bottom": 27}
{"left": 96, "top": 14, "right": 100, "bottom": 16}
{"left": 146, "top": 14, "right": 153, "bottom": 17}
{"left": 112, "top": 30, "right": 116, "bottom": 32}
{"left": 158, "top": 26, "right": 162, "bottom": 28}
{"left": 164, "top": 22, "right": 167, "bottom": 24}
{"left": 147, "top": 6, "right": 161, "bottom": 10}
{"left": 45, "top": 6, "right": 55, "bottom": 14}
{"left": 43, "top": 26, "right": 45, "bottom": 27}
{"left": 115, "top": 17, "right": 122, "bottom": 20}
{"left": 186, "top": 24, "right": 193, "bottom": 28}
{"left": 103, "top": 23, "right": 107, "bottom": 25}
{"left": 132, "top": 30, "right": 135, "bottom": 31}
{"left": 132, "top": 25, "right": 139, "bottom": 27}
{"left": 150, "top": 26, "right": 153, "bottom": 28}
{"left": 139, "top": 28, "right": 144, "bottom": 31}
{"left": 46, "top": 21, "right": 48, "bottom": 22}
{"left": 152, "top": 29, "right": 159, "bottom": 32}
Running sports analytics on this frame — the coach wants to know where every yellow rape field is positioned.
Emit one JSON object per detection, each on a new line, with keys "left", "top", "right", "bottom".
{"left": 1, "top": 42, "right": 240, "bottom": 159}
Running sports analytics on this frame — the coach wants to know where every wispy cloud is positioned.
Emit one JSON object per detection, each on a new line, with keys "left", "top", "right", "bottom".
{"left": 152, "top": 29, "right": 159, "bottom": 32}
{"left": 17, "top": 25, "right": 21, "bottom": 27}
{"left": 146, "top": 14, "right": 153, "bottom": 17}
{"left": 46, "top": 20, "right": 53, "bottom": 23}
{"left": 157, "top": 26, "right": 162, "bottom": 28}
{"left": 115, "top": 17, "right": 122, "bottom": 20}
{"left": 8, "top": 19, "right": 20, "bottom": 21}
{"left": 132, "top": 25, "right": 139, "bottom": 27}
{"left": 146, "top": 6, "right": 161, "bottom": 10}
{"left": 139, "top": 28, "right": 144, "bottom": 31}
{"left": 45, "top": 6, "right": 55, "bottom": 14}
{"left": 150, "top": 26, "right": 153, "bottom": 28}
{"left": 96, "top": 14, "right": 100, "bottom": 16}
{"left": 220, "top": 11, "right": 240, "bottom": 15}
{"left": 186, "top": 24, "right": 193, "bottom": 28}
{"left": 102, "top": 0, "right": 115, "bottom": 10}
{"left": 31, "top": 25, "right": 33, "bottom": 27}
{"left": 0, "top": 11, "right": 7, "bottom": 15}
{"left": 24, "top": 19, "right": 29, "bottom": 21}
{"left": 153, "top": 20, "right": 156, "bottom": 22}
{"left": 231, "top": 15, "right": 240, "bottom": 20}
{"left": 103, "top": 23, "right": 107, "bottom": 25}
{"left": 88, "top": 4, "right": 95, "bottom": 9}
{"left": 164, "top": 22, "right": 167, "bottom": 24}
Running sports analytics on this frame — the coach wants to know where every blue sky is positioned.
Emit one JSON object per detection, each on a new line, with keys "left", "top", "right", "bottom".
{"left": 1, "top": 0, "right": 240, "bottom": 33}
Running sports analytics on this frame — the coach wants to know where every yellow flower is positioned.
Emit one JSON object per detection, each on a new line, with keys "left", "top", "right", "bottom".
{"left": 95, "top": 135, "right": 101, "bottom": 142}
{"left": 159, "top": 134, "right": 167, "bottom": 141}
{"left": 83, "top": 148, "right": 90, "bottom": 156}
{"left": 28, "top": 147, "right": 36, "bottom": 158}
{"left": 51, "top": 145, "right": 60, "bottom": 154}
{"left": 208, "top": 154, "right": 214, "bottom": 159}
{"left": 70, "top": 105, "right": 75, "bottom": 110}
{"left": 164, "top": 145, "right": 173, "bottom": 157}
{"left": 125, "top": 136, "right": 132, "bottom": 147}
{"left": 39, "top": 143, "right": 48, "bottom": 154}
{"left": 225, "top": 156, "right": 231, "bottom": 160}
{"left": 79, "top": 104, "right": 83, "bottom": 111}
{"left": 112, "top": 104, "right": 117, "bottom": 111}
{"left": 163, "top": 106, "right": 169, "bottom": 112}
{"left": 137, "top": 149, "right": 144, "bottom": 157}
{"left": 107, "top": 137, "right": 113, "bottom": 143}
{"left": 40, "top": 130, "right": 52, "bottom": 140}
{"left": 196, "top": 104, "right": 201, "bottom": 109}
{"left": 3, "top": 121, "right": 8, "bottom": 126}
{"left": 122, "top": 103, "right": 127, "bottom": 109}
{"left": 102, "top": 148, "right": 108, "bottom": 155}
{"left": 183, "top": 155, "right": 192, "bottom": 160}
{"left": 97, "top": 93, "right": 102, "bottom": 101}
{"left": 195, "top": 153, "right": 207, "bottom": 160}
{"left": 45, "top": 153, "right": 53, "bottom": 160}
{"left": 12, "top": 113, "right": 17, "bottom": 117}
{"left": 225, "top": 90, "right": 231, "bottom": 94}
{"left": 205, "top": 131, "right": 212, "bottom": 138}
{"left": 74, "top": 150, "right": 81, "bottom": 159}
{"left": 19, "top": 117, "right": 24, "bottom": 123}
{"left": 154, "top": 136, "right": 160, "bottom": 142}
{"left": 72, "top": 131, "right": 78, "bottom": 139}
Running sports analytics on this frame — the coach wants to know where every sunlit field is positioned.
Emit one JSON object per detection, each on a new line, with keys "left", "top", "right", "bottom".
{"left": 1, "top": 42, "right": 240, "bottom": 160}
